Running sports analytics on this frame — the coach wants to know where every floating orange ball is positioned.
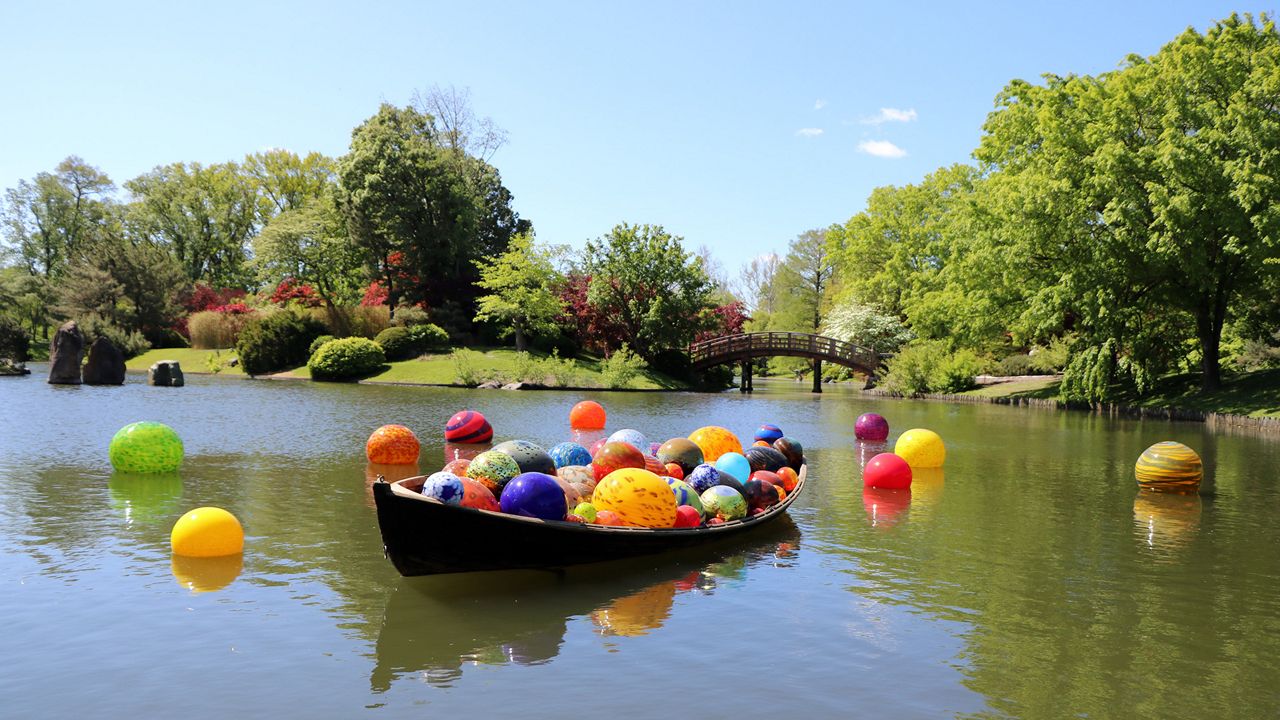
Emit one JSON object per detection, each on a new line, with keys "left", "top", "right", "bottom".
{"left": 688, "top": 426, "right": 743, "bottom": 463}
{"left": 570, "top": 400, "right": 607, "bottom": 430}
{"left": 776, "top": 466, "right": 800, "bottom": 493}
{"left": 366, "top": 424, "right": 420, "bottom": 465}
{"left": 1135, "top": 441, "right": 1203, "bottom": 493}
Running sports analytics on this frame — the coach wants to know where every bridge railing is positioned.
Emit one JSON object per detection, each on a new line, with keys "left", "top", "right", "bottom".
{"left": 689, "top": 331, "right": 881, "bottom": 370}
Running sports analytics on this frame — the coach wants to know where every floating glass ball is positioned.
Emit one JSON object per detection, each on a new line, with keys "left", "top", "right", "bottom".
{"left": 420, "top": 471, "right": 465, "bottom": 505}
{"left": 855, "top": 413, "right": 890, "bottom": 442}
{"left": 1135, "top": 441, "right": 1202, "bottom": 493}
{"left": 608, "top": 429, "right": 650, "bottom": 454}
{"left": 170, "top": 507, "right": 243, "bottom": 558}
{"left": 493, "top": 439, "right": 556, "bottom": 474}
{"left": 444, "top": 409, "right": 493, "bottom": 443}
{"left": 365, "top": 424, "right": 420, "bottom": 465}
{"left": 700, "top": 485, "right": 747, "bottom": 521}
{"left": 894, "top": 429, "right": 945, "bottom": 468}
{"left": 864, "top": 452, "right": 912, "bottom": 489}
{"left": 569, "top": 400, "right": 607, "bottom": 430}
{"left": 109, "top": 421, "right": 184, "bottom": 473}
{"left": 466, "top": 450, "right": 521, "bottom": 495}
{"left": 753, "top": 423, "right": 784, "bottom": 443}
{"left": 657, "top": 438, "right": 705, "bottom": 475}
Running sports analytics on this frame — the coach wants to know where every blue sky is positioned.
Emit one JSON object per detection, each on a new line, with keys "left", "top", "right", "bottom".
{"left": 0, "top": 1, "right": 1264, "bottom": 276}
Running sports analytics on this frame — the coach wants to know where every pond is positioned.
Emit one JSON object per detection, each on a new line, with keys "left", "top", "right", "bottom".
{"left": 1, "top": 369, "right": 1278, "bottom": 718}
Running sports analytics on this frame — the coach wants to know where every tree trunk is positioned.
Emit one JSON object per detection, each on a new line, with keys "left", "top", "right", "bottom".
{"left": 1195, "top": 297, "right": 1224, "bottom": 393}
{"left": 513, "top": 321, "right": 527, "bottom": 352}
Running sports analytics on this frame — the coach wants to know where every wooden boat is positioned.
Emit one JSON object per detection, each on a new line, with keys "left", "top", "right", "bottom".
{"left": 372, "top": 465, "right": 806, "bottom": 576}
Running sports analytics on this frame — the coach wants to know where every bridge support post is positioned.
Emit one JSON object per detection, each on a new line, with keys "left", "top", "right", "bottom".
{"left": 740, "top": 361, "right": 753, "bottom": 393}
{"left": 812, "top": 358, "right": 822, "bottom": 394}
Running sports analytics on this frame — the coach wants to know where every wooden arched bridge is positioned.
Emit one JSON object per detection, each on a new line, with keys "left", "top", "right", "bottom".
{"left": 689, "top": 331, "right": 884, "bottom": 393}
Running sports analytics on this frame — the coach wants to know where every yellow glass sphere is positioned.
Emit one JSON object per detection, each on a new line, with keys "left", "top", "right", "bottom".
{"left": 171, "top": 506, "right": 244, "bottom": 558}
{"left": 1135, "top": 441, "right": 1202, "bottom": 493}
{"left": 687, "top": 426, "right": 743, "bottom": 463}
{"left": 591, "top": 468, "right": 677, "bottom": 528}
{"left": 894, "top": 428, "right": 946, "bottom": 468}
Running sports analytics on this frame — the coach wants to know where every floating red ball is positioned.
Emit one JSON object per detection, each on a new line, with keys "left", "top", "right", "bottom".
{"left": 444, "top": 409, "right": 493, "bottom": 443}
{"left": 863, "top": 452, "right": 912, "bottom": 489}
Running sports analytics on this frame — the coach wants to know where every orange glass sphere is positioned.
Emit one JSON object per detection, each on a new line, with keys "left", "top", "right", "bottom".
{"left": 687, "top": 426, "right": 743, "bottom": 463}
{"left": 570, "top": 400, "right": 607, "bottom": 430}
{"left": 366, "top": 424, "right": 421, "bottom": 465}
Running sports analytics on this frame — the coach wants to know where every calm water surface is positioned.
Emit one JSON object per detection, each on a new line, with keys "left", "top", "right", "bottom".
{"left": 1, "top": 369, "right": 1278, "bottom": 718}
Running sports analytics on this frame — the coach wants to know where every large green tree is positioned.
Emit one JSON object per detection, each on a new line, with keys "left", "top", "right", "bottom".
{"left": 773, "top": 228, "right": 835, "bottom": 333}
{"left": 472, "top": 232, "right": 566, "bottom": 351}
{"left": 975, "top": 13, "right": 1280, "bottom": 392}
{"left": 252, "top": 191, "right": 363, "bottom": 307}
{"left": 1, "top": 156, "right": 115, "bottom": 280}
{"left": 337, "top": 103, "right": 528, "bottom": 316}
{"left": 243, "top": 149, "right": 335, "bottom": 221}
{"left": 125, "top": 161, "right": 259, "bottom": 287}
{"left": 581, "top": 223, "right": 712, "bottom": 361}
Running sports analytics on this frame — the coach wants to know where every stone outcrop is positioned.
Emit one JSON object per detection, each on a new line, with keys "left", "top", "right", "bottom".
{"left": 0, "top": 358, "right": 30, "bottom": 376}
{"left": 83, "top": 336, "right": 126, "bottom": 385}
{"left": 47, "top": 320, "right": 84, "bottom": 385}
{"left": 148, "top": 360, "right": 185, "bottom": 387}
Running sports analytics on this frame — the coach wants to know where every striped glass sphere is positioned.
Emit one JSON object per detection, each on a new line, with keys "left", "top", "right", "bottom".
{"left": 1135, "top": 441, "right": 1202, "bottom": 493}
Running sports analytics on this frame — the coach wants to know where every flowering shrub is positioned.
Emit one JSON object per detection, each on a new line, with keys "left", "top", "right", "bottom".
{"left": 270, "top": 279, "right": 323, "bottom": 308}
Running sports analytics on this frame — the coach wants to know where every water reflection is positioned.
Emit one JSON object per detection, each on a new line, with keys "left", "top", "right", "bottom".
{"left": 370, "top": 520, "right": 800, "bottom": 692}
{"left": 862, "top": 487, "right": 911, "bottom": 529}
{"left": 856, "top": 440, "right": 889, "bottom": 468}
{"left": 108, "top": 472, "right": 184, "bottom": 525}
{"left": 171, "top": 553, "right": 243, "bottom": 593}
{"left": 1133, "top": 491, "right": 1203, "bottom": 556}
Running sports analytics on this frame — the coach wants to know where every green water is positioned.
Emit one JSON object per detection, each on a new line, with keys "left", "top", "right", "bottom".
{"left": 1, "top": 370, "right": 1277, "bottom": 718}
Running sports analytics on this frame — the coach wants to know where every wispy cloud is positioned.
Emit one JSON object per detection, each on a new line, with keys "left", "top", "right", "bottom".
{"left": 795, "top": 127, "right": 824, "bottom": 137}
{"left": 814, "top": 99, "right": 827, "bottom": 110}
{"left": 862, "top": 107, "right": 918, "bottom": 125}
{"left": 858, "top": 140, "right": 907, "bottom": 158}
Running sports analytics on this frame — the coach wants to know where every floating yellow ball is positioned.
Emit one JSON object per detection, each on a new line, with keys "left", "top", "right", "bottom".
{"left": 894, "top": 428, "right": 946, "bottom": 468}
{"left": 109, "top": 421, "right": 184, "bottom": 473}
{"left": 171, "top": 507, "right": 244, "bottom": 558}
{"left": 591, "top": 468, "right": 678, "bottom": 528}
{"left": 1135, "top": 441, "right": 1202, "bottom": 493}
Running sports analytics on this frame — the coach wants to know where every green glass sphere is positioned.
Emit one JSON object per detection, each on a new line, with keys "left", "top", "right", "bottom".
{"left": 109, "top": 422, "right": 184, "bottom": 473}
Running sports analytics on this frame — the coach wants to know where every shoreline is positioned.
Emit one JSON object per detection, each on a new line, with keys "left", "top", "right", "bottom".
{"left": 862, "top": 387, "right": 1280, "bottom": 437}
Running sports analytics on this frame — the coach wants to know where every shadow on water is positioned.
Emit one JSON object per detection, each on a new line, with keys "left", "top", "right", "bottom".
{"left": 369, "top": 516, "right": 801, "bottom": 692}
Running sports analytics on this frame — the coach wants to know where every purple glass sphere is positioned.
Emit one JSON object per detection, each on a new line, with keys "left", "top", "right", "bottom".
{"left": 855, "top": 412, "right": 890, "bottom": 442}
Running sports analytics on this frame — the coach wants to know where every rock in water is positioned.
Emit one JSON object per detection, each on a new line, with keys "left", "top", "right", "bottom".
{"left": 149, "top": 360, "right": 185, "bottom": 387}
{"left": 83, "top": 336, "right": 126, "bottom": 385}
{"left": 0, "top": 358, "right": 30, "bottom": 376}
{"left": 47, "top": 320, "right": 84, "bottom": 385}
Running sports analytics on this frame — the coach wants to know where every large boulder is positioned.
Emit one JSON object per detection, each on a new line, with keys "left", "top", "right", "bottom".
{"left": 47, "top": 320, "right": 84, "bottom": 385}
{"left": 84, "top": 336, "right": 126, "bottom": 385}
{"left": 148, "top": 360, "right": 185, "bottom": 387}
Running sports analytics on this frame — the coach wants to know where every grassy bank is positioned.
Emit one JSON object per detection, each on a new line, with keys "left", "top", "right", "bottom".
{"left": 959, "top": 370, "right": 1280, "bottom": 418}
{"left": 125, "top": 348, "right": 244, "bottom": 375}
{"left": 126, "top": 346, "right": 689, "bottom": 390}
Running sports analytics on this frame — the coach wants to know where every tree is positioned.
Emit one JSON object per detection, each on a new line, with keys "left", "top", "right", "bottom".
{"left": 1, "top": 156, "right": 115, "bottom": 280}
{"left": 975, "top": 13, "right": 1280, "bottom": 392}
{"left": 335, "top": 101, "right": 483, "bottom": 313}
{"left": 472, "top": 233, "right": 566, "bottom": 351}
{"left": 822, "top": 299, "right": 915, "bottom": 354}
{"left": 125, "top": 161, "right": 259, "bottom": 287}
{"left": 776, "top": 229, "right": 834, "bottom": 332}
{"left": 581, "top": 223, "right": 713, "bottom": 361}
{"left": 242, "top": 149, "right": 336, "bottom": 220}
{"left": 411, "top": 84, "right": 508, "bottom": 162}
{"left": 737, "top": 253, "right": 781, "bottom": 315}
{"left": 253, "top": 191, "right": 364, "bottom": 307}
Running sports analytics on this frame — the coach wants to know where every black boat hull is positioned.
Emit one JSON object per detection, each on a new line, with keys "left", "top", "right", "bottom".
{"left": 373, "top": 466, "right": 806, "bottom": 576}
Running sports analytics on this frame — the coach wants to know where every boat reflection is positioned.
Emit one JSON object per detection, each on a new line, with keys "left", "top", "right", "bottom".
{"left": 370, "top": 517, "right": 800, "bottom": 691}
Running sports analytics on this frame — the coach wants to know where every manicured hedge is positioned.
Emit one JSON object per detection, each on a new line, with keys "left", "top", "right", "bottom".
{"left": 308, "top": 337, "right": 386, "bottom": 380}
{"left": 236, "top": 311, "right": 327, "bottom": 375}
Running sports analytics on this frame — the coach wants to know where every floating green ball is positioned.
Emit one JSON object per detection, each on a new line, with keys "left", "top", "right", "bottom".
{"left": 109, "top": 422, "right": 184, "bottom": 473}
